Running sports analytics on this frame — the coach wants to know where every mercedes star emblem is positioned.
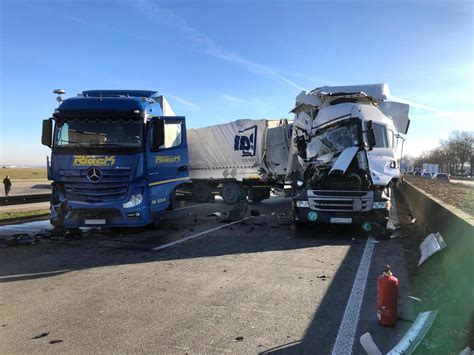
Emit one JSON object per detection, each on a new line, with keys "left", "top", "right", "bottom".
{"left": 87, "top": 167, "right": 102, "bottom": 183}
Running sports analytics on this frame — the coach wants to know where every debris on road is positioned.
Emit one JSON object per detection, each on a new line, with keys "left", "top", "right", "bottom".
{"left": 31, "top": 332, "right": 49, "bottom": 339}
{"left": 408, "top": 296, "right": 422, "bottom": 302}
{"left": 418, "top": 232, "right": 447, "bottom": 266}
{"left": 370, "top": 222, "right": 392, "bottom": 240}
{"left": 226, "top": 201, "right": 248, "bottom": 222}
{"left": 387, "top": 221, "right": 401, "bottom": 231}
{"left": 48, "top": 340, "right": 63, "bottom": 345}
{"left": 206, "top": 212, "right": 222, "bottom": 217}
{"left": 359, "top": 332, "right": 382, "bottom": 355}
{"left": 250, "top": 209, "right": 260, "bottom": 217}
{"left": 387, "top": 310, "right": 438, "bottom": 355}
{"left": 2, "top": 233, "right": 39, "bottom": 247}
{"left": 235, "top": 336, "right": 244, "bottom": 342}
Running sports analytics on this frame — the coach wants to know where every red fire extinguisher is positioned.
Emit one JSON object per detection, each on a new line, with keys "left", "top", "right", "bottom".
{"left": 377, "top": 264, "right": 399, "bottom": 326}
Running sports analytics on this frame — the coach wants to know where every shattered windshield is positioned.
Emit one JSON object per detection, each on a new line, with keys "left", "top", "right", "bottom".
{"left": 54, "top": 117, "right": 143, "bottom": 149}
{"left": 307, "top": 122, "right": 360, "bottom": 159}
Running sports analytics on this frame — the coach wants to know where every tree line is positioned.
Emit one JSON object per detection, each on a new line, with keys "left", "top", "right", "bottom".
{"left": 404, "top": 131, "right": 473, "bottom": 176}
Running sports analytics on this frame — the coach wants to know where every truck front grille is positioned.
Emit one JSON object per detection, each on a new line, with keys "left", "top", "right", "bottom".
{"left": 308, "top": 190, "right": 373, "bottom": 212}
{"left": 59, "top": 169, "right": 130, "bottom": 203}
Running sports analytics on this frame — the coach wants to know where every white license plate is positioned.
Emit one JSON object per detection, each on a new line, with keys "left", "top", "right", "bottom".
{"left": 330, "top": 217, "right": 352, "bottom": 224}
{"left": 84, "top": 219, "right": 106, "bottom": 225}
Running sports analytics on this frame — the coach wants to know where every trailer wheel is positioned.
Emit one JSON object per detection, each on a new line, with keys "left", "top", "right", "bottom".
{"left": 192, "top": 182, "right": 212, "bottom": 203}
{"left": 222, "top": 183, "right": 245, "bottom": 204}
{"left": 248, "top": 188, "right": 270, "bottom": 203}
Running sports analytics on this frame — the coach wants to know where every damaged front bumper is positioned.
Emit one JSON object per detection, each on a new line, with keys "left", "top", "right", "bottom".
{"left": 293, "top": 189, "right": 389, "bottom": 226}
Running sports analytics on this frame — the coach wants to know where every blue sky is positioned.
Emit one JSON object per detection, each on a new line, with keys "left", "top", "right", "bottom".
{"left": 1, "top": 0, "right": 472, "bottom": 165}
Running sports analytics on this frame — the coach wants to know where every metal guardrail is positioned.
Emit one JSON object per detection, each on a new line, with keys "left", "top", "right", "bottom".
{"left": 0, "top": 193, "right": 51, "bottom": 206}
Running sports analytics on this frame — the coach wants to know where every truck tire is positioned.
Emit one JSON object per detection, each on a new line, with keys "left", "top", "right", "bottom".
{"left": 222, "top": 183, "right": 246, "bottom": 204}
{"left": 192, "top": 182, "right": 212, "bottom": 203}
{"left": 248, "top": 188, "right": 270, "bottom": 203}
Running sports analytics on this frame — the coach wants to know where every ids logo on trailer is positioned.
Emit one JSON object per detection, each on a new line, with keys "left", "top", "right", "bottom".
{"left": 234, "top": 125, "right": 257, "bottom": 157}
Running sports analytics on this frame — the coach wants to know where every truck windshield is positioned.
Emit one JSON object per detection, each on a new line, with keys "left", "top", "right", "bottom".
{"left": 307, "top": 122, "right": 360, "bottom": 159}
{"left": 54, "top": 118, "right": 143, "bottom": 149}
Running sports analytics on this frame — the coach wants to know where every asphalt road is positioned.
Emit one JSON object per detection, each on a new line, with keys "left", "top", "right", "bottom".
{"left": 3, "top": 180, "right": 50, "bottom": 197}
{"left": 0, "top": 197, "right": 409, "bottom": 354}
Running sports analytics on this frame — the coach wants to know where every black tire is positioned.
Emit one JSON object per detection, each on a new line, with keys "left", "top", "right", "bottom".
{"left": 192, "top": 182, "right": 212, "bottom": 203}
{"left": 222, "top": 183, "right": 246, "bottom": 204}
{"left": 248, "top": 188, "right": 270, "bottom": 203}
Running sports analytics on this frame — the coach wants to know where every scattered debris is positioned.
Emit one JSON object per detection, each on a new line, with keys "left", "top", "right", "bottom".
{"left": 360, "top": 332, "right": 382, "bottom": 355}
{"left": 226, "top": 201, "right": 248, "bottom": 222}
{"left": 409, "top": 216, "right": 417, "bottom": 224}
{"left": 31, "top": 332, "right": 49, "bottom": 339}
{"left": 235, "top": 336, "right": 244, "bottom": 342}
{"left": 418, "top": 232, "right": 447, "bottom": 266}
{"left": 370, "top": 222, "right": 392, "bottom": 240}
{"left": 48, "top": 340, "right": 63, "bottom": 345}
{"left": 408, "top": 296, "right": 422, "bottom": 302}
{"left": 459, "top": 347, "right": 473, "bottom": 355}
{"left": 387, "top": 310, "right": 438, "bottom": 355}
{"left": 250, "top": 209, "right": 260, "bottom": 217}
{"left": 387, "top": 221, "right": 401, "bottom": 231}
{"left": 206, "top": 212, "right": 222, "bottom": 217}
{"left": 2, "top": 234, "right": 39, "bottom": 247}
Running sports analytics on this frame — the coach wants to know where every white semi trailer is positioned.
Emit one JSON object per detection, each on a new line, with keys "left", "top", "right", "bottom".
{"left": 181, "top": 119, "right": 292, "bottom": 204}
{"left": 288, "top": 84, "right": 410, "bottom": 229}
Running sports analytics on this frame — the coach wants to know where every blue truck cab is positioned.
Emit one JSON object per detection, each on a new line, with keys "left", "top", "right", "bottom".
{"left": 41, "top": 90, "right": 189, "bottom": 229}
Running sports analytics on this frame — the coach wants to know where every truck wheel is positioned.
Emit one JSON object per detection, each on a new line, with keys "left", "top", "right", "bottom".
{"left": 248, "top": 188, "right": 270, "bottom": 203}
{"left": 222, "top": 183, "right": 245, "bottom": 204}
{"left": 192, "top": 182, "right": 212, "bottom": 203}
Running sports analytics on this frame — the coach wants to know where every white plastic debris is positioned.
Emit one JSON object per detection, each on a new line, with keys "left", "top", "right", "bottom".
{"left": 418, "top": 232, "right": 447, "bottom": 266}
{"left": 407, "top": 296, "right": 422, "bottom": 302}
{"left": 459, "top": 346, "right": 473, "bottom": 355}
{"left": 387, "top": 310, "right": 438, "bottom": 355}
{"left": 360, "top": 332, "right": 382, "bottom": 355}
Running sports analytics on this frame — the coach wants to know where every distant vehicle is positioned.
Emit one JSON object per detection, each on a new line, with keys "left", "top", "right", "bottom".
{"left": 422, "top": 172, "right": 433, "bottom": 179}
{"left": 405, "top": 171, "right": 413, "bottom": 175}
{"left": 434, "top": 173, "right": 450, "bottom": 181}
{"left": 422, "top": 163, "right": 439, "bottom": 175}
{"left": 414, "top": 171, "right": 422, "bottom": 176}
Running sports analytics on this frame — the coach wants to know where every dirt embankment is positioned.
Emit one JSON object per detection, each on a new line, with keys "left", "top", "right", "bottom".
{"left": 404, "top": 176, "right": 473, "bottom": 216}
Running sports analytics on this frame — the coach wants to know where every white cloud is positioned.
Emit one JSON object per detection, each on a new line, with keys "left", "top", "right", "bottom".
{"left": 390, "top": 95, "right": 472, "bottom": 119}
{"left": 168, "top": 94, "right": 200, "bottom": 110}
{"left": 130, "top": 0, "right": 305, "bottom": 91}
{"left": 220, "top": 94, "right": 245, "bottom": 104}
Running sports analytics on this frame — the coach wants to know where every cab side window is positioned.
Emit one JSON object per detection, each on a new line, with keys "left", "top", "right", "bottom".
{"left": 372, "top": 123, "right": 388, "bottom": 148}
{"left": 162, "top": 122, "right": 182, "bottom": 148}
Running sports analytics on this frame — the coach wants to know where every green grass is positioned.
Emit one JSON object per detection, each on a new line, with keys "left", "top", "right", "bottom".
{"left": 0, "top": 209, "right": 50, "bottom": 220}
{"left": 0, "top": 168, "right": 47, "bottom": 180}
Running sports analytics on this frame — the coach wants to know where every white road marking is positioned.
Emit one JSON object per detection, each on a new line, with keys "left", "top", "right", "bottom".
{"left": 0, "top": 269, "right": 71, "bottom": 281}
{"left": 174, "top": 203, "right": 208, "bottom": 211}
{"left": 332, "top": 236, "right": 375, "bottom": 354}
{"left": 151, "top": 217, "right": 250, "bottom": 251}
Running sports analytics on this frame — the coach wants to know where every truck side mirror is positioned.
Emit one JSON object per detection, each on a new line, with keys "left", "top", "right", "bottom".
{"left": 152, "top": 118, "right": 165, "bottom": 150}
{"left": 42, "top": 118, "right": 53, "bottom": 147}
{"left": 367, "top": 128, "right": 376, "bottom": 149}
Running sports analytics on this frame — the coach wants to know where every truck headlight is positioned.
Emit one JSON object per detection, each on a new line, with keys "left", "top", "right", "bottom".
{"left": 296, "top": 200, "right": 309, "bottom": 208}
{"left": 123, "top": 194, "right": 143, "bottom": 208}
{"left": 373, "top": 201, "right": 390, "bottom": 209}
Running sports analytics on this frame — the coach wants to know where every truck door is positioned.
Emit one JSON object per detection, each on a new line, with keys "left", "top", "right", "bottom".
{"left": 147, "top": 117, "right": 189, "bottom": 211}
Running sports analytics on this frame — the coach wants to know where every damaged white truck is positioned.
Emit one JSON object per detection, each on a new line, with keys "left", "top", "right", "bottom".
{"left": 288, "top": 84, "right": 410, "bottom": 230}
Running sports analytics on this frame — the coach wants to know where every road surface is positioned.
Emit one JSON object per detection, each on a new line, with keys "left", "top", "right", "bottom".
{"left": 0, "top": 197, "right": 410, "bottom": 354}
